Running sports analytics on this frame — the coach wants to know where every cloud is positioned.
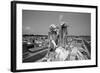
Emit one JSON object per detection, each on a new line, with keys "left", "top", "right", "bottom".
{"left": 25, "top": 26, "right": 31, "bottom": 30}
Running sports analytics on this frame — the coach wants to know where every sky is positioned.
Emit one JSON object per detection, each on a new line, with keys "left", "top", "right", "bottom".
{"left": 22, "top": 10, "right": 91, "bottom": 36}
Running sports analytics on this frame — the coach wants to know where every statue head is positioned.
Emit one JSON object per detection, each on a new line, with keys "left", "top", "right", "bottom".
{"left": 49, "top": 24, "right": 57, "bottom": 32}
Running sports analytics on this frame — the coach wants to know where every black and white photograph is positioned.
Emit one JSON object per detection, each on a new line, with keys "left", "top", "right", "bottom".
{"left": 11, "top": 1, "right": 97, "bottom": 72}
{"left": 22, "top": 10, "right": 91, "bottom": 63}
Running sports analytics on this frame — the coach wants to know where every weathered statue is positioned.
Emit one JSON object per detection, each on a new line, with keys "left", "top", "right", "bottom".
{"left": 48, "top": 24, "right": 58, "bottom": 51}
{"left": 47, "top": 23, "right": 69, "bottom": 61}
{"left": 59, "top": 22, "right": 69, "bottom": 48}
